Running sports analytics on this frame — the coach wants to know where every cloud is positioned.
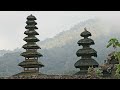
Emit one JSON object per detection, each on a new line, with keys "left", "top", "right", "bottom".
{"left": 0, "top": 11, "right": 120, "bottom": 50}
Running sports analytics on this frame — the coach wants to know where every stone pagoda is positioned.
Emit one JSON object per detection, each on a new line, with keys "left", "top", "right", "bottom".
{"left": 17, "top": 14, "right": 44, "bottom": 76}
{"left": 74, "top": 28, "right": 99, "bottom": 74}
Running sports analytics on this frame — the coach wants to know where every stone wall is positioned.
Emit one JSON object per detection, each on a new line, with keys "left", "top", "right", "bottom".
{"left": 0, "top": 75, "right": 112, "bottom": 79}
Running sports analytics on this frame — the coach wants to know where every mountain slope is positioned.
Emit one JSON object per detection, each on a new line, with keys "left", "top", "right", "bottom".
{"left": 0, "top": 18, "right": 118, "bottom": 76}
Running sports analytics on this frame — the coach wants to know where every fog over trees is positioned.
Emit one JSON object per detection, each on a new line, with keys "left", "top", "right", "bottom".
{"left": 0, "top": 18, "right": 119, "bottom": 76}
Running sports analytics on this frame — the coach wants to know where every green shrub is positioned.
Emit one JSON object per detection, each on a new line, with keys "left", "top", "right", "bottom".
{"left": 95, "top": 68, "right": 103, "bottom": 77}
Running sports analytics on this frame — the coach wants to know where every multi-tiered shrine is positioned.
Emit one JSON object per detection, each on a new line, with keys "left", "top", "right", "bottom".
{"left": 75, "top": 28, "right": 99, "bottom": 74}
{"left": 18, "top": 14, "right": 44, "bottom": 75}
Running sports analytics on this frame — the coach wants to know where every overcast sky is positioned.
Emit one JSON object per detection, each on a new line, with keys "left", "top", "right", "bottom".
{"left": 0, "top": 11, "right": 120, "bottom": 50}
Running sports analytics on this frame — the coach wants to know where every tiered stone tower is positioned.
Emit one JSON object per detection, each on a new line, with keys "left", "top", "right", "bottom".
{"left": 74, "top": 28, "right": 99, "bottom": 74}
{"left": 18, "top": 14, "right": 44, "bottom": 76}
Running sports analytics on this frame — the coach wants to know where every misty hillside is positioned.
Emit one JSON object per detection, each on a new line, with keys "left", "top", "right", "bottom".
{"left": 0, "top": 18, "right": 119, "bottom": 77}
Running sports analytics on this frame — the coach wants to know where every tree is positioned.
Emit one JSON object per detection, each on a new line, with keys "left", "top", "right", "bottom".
{"left": 107, "top": 38, "right": 120, "bottom": 78}
{"left": 107, "top": 38, "right": 120, "bottom": 49}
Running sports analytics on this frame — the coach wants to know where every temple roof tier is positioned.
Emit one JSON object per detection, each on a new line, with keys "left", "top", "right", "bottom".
{"left": 18, "top": 60, "right": 44, "bottom": 68}
{"left": 25, "top": 25, "right": 38, "bottom": 29}
{"left": 24, "top": 30, "right": 39, "bottom": 35}
{"left": 80, "top": 28, "right": 91, "bottom": 37}
{"left": 21, "top": 51, "right": 43, "bottom": 58}
{"left": 26, "top": 20, "right": 37, "bottom": 25}
{"left": 23, "top": 36, "right": 40, "bottom": 42}
{"left": 22, "top": 43, "right": 41, "bottom": 49}
{"left": 27, "top": 14, "right": 37, "bottom": 20}
{"left": 76, "top": 48, "right": 97, "bottom": 57}
{"left": 74, "top": 58, "right": 99, "bottom": 68}
{"left": 77, "top": 38, "right": 94, "bottom": 46}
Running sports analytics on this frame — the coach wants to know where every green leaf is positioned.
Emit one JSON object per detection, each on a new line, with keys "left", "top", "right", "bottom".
{"left": 118, "top": 43, "right": 120, "bottom": 47}
{"left": 106, "top": 43, "right": 112, "bottom": 48}
{"left": 107, "top": 38, "right": 120, "bottom": 48}
{"left": 114, "top": 52, "right": 120, "bottom": 62}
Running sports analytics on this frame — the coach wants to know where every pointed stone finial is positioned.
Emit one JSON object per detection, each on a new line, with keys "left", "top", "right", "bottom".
{"left": 84, "top": 27, "right": 87, "bottom": 31}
